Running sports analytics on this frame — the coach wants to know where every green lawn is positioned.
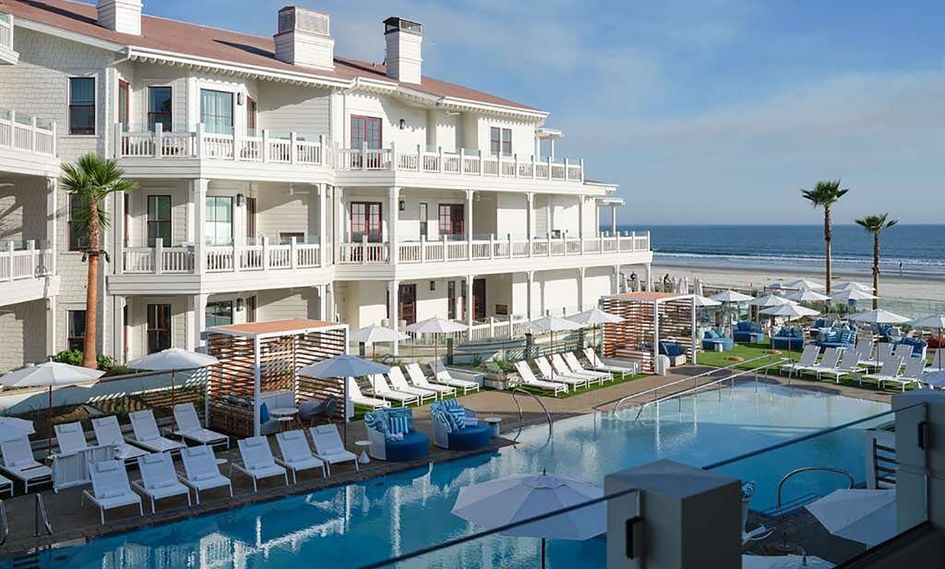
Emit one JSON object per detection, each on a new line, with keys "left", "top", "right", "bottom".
{"left": 696, "top": 340, "right": 795, "bottom": 371}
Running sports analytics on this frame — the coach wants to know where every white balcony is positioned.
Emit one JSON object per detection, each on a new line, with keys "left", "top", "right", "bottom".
{"left": 0, "top": 14, "right": 17, "bottom": 65}
{"left": 0, "top": 108, "right": 58, "bottom": 176}
{"left": 120, "top": 239, "right": 322, "bottom": 275}
{"left": 0, "top": 241, "right": 58, "bottom": 307}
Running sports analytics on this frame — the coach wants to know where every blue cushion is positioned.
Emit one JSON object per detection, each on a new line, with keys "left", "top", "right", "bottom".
{"left": 259, "top": 402, "right": 270, "bottom": 424}
{"left": 384, "top": 431, "right": 430, "bottom": 461}
{"left": 447, "top": 423, "right": 492, "bottom": 451}
{"left": 430, "top": 407, "right": 454, "bottom": 433}
{"left": 388, "top": 407, "right": 414, "bottom": 431}
{"left": 364, "top": 411, "right": 389, "bottom": 436}
{"left": 389, "top": 415, "right": 410, "bottom": 436}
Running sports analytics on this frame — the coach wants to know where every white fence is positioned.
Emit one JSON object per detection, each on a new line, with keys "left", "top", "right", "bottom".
{"left": 0, "top": 241, "right": 53, "bottom": 281}
{"left": 0, "top": 108, "right": 56, "bottom": 156}
{"left": 121, "top": 239, "right": 321, "bottom": 274}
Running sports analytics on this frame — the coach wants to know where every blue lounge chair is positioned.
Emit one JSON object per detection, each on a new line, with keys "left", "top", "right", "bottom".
{"left": 733, "top": 321, "right": 764, "bottom": 343}
{"left": 702, "top": 329, "right": 734, "bottom": 351}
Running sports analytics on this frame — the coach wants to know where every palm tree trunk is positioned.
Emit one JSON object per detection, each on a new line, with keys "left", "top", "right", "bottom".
{"left": 83, "top": 202, "right": 100, "bottom": 369}
{"left": 872, "top": 234, "right": 880, "bottom": 310}
{"left": 824, "top": 207, "right": 832, "bottom": 294}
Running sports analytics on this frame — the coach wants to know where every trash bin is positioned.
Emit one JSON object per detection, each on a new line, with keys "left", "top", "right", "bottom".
{"left": 655, "top": 355, "right": 671, "bottom": 376}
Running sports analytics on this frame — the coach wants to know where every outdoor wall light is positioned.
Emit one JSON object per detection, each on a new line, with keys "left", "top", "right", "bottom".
{"left": 399, "top": 199, "right": 406, "bottom": 211}
{"left": 399, "top": 118, "right": 406, "bottom": 130}
{"left": 430, "top": 280, "right": 436, "bottom": 291}
{"left": 236, "top": 193, "right": 245, "bottom": 207}
{"left": 236, "top": 298, "right": 244, "bottom": 311}
{"left": 237, "top": 92, "right": 244, "bottom": 106}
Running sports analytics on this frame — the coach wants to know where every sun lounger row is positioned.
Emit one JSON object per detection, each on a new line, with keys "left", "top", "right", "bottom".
{"left": 82, "top": 423, "right": 358, "bottom": 524}
{"left": 348, "top": 362, "right": 479, "bottom": 409}
{"left": 512, "top": 350, "right": 628, "bottom": 396}
{"left": 780, "top": 342, "right": 930, "bottom": 391}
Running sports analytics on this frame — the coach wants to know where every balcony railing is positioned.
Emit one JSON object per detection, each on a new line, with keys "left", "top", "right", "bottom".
{"left": 0, "top": 14, "right": 13, "bottom": 54}
{"left": 0, "top": 241, "right": 53, "bottom": 281}
{"left": 338, "top": 143, "right": 584, "bottom": 182}
{"left": 114, "top": 124, "right": 327, "bottom": 167}
{"left": 338, "top": 232, "right": 650, "bottom": 265}
{"left": 0, "top": 109, "right": 56, "bottom": 156}
{"left": 120, "top": 239, "right": 321, "bottom": 275}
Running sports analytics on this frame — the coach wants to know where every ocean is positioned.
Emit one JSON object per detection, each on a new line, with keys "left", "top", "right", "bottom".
{"left": 619, "top": 224, "right": 945, "bottom": 279}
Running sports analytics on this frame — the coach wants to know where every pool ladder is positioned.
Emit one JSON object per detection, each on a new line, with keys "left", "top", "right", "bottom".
{"left": 34, "top": 494, "right": 52, "bottom": 537}
{"left": 509, "top": 388, "right": 553, "bottom": 445}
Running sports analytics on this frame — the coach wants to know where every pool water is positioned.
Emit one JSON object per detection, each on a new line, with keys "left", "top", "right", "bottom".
{"left": 19, "top": 383, "right": 888, "bottom": 569}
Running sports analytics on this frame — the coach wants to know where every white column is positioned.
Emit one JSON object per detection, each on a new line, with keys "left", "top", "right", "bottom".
{"left": 113, "top": 189, "right": 125, "bottom": 275}
{"left": 526, "top": 192, "right": 535, "bottom": 241}
{"left": 46, "top": 295, "right": 58, "bottom": 359}
{"left": 253, "top": 337, "right": 262, "bottom": 436}
{"left": 47, "top": 178, "right": 58, "bottom": 275}
{"left": 191, "top": 293, "right": 208, "bottom": 351}
{"left": 389, "top": 280, "right": 400, "bottom": 356}
{"left": 653, "top": 300, "right": 660, "bottom": 367}
{"left": 326, "top": 282, "right": 335, "bottom": 323}
{"left": 577, "top": 195, "right": 585, "bottom": 241}
{"left": 612, "top": 265, "right": 621, "bottom": 295}
{"left": 466, "top": 190, "right": 474, "bottom": 259}
{"left": 389, "top": 186, "right": 400, "bottom": 264}
{"left": 316, "top": 284, "right": 328, "bottom": 320}
{"left": 526, "top": 271, "right": 534, "bottom": 320}
{"left": 112, "top": 295, "right": 125, "bottom": 364}
{"left": 578, "top": 267, "right": 586, "bottom": 312}
{"left": 466, "top": 275, "right": 474, "bottom": 327}
{"left": 191, "top": 179, "right": 209, "bottom": 274}
{"left": 610, "top": 204, "right": 618, "bottom": 236}
{"left": 644, "top": 263, "right": 652, "bottom": 292}
{"left": 690, "top": 297, "right": 698, "bottom": 365}
{"left": 318, "top": 184, "right": 327, "bottom": 268}
{"left": 335, "top": 187, "right": 345, "bottom": 264}
{"left": 549, "top": 138, "right": 556, "bottom": 161}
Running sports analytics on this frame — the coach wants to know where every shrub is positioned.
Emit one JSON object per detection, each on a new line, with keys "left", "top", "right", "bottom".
{"left": 52, "top": 350, "right": 119, "bottom": 372}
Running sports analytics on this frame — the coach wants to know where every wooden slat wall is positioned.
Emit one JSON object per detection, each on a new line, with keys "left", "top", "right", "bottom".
{"left": 601, "top": 297, "right": 694, "bottom": 373}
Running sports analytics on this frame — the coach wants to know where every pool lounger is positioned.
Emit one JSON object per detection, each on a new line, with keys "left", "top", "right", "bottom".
{"left": 179, "top": 445, "right": 233, "bottom": 504}
{"left": 513, "top": 360, "right": 568, "bottom": 396}
{"left": 533, "top": 356, "right": 588, "bottom": 389}
{"left": 234, "top": 436, "right": 289, "bottom": 492}
{"left": 133, "top": 452, "right": 192, "bottom": 513}
{"left": 129, "top": 410, "right": 186, "bottom": 453}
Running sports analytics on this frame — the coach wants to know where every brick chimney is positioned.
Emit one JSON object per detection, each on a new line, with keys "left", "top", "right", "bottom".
{"left": 97, "top": 0, "right": 142, "bottom": 36}
{"left": 384, "top": 17, "right": 423, "bottom": 84}
{"left": 274, "top": 6, "right": 335, "bottom": 70}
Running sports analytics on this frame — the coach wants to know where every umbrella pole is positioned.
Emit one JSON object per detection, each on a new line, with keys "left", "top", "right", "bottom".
{"left": 171, "top": 369, "right": 176, "bottom": 406}
{"left": 540, "top": 537, "right": 546, "bottom": 569}
{"left": 47, "top": 385, "right": 53, "bottom": 458}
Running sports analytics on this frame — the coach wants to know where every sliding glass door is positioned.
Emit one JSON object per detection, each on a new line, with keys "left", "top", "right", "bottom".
{"left": 200, "top": 89, "right": 234, "bottom": 135}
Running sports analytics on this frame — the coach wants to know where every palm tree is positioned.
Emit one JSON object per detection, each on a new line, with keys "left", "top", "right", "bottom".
{"left": 801, "top": 180, "right": 849, "bottom": 293}
{"left": 855, "top": 213, "right": 898, "bottom": 309}
{"left": 60, "top": 154, "right": 137, "bottom": 368}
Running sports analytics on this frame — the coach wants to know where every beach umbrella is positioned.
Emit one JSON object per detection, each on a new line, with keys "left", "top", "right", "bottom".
{"left": 299, "top": 354, "right": 391, "bottom": 441}
{"left": 692, "top": 295, "right": 722, "bottom": 307}
{"left": 785, "top": 290, "right": 831, "bottom": 303}
{"left": 710, "top": 290, "right": 755, "bottom": 303}
{"left": 833, "top": 281, "right": 871, "bottom": 292}
{"left": 569, "top": 308, "right": 624, "bottom": 350}
{"left": 350, "top": 324, "right": 410, "bottom": 358}
{"left": 847, "top": 309, "right": 910, "bottom": 325}
{"left": 748, "top": 295, "right": 796, "bottom": 308}
{"left": 909, "top": 315, "right": 945, "bottom": 370}
{"left": 805, "top": 489, "right": 895, "bottom": 547}
{"left": 128, "top": 348, "right": 218, "bottom": 406}
{"left": 830, "top": 289, "right": 878, "bottom": 303}
{"left": 0, "top": 417, "right": 35, "bottom": 443}
{"left": 452, "top": 472, "right": 605, "bottom": 568}
{"left": 784, "top": 278, "right": 825, "bottom": 291}
{"left": 1, "top": 362, "right": 104, "bottom": 452}
{"left": 765, "top": 280, "right": 786, "bottom": 291}
{"left": 405, "top": 317, "right": 469, "bottom": 364}
{"left": 760, "top": 304, "right": 820, "bottom": 320}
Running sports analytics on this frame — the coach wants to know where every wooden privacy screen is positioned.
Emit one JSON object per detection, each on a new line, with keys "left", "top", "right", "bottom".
{"left": 600, "top": 296, "right": 693, "bottom": 373}
{"left": 206, "top": 327, "right": 346, "bottom": 437}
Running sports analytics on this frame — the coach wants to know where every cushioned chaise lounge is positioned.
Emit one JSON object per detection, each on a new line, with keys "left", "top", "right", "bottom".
{"left": 430, "top": 400, "right": 492, "bottom": 451}
{"left": 364, "top": 408, "right": 430, "bottom": 462}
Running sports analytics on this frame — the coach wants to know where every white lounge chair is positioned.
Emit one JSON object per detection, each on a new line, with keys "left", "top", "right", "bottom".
{"left": 386, "top": 369, "right": 437, "bottom": 404}
{"left": 550, "top": 354, "right": 601, "bottom": 386}
{"left": 368, "top": 374, "right": 419, "bottom": 407}
{"left": 0, "top": 437, "right": 51, "bottom": 493}
{"left": 91, "top": 416, "right": 149, "bottom": 462}
{"left": 129, "top": 410, "right": 185, "bottom": 453}
{"left": 893, "top": 343, "right": 916, "bottom": 361}
{"left": 817, "top": 348, "right": 864, "bottom": 383}
{"left": 513, "top": 360, "right": 568, "bottom": 396}
{"left": 883, "top": 357, "right": 926, "bottom": 392}
{"left": 345, "top": 377, "right": 390, "bottom": 411}
{"left": 82, "top": 459, "right": 143, "bottom": 525}
{"left": 427, "top": 361, "right": 480, "bottom": 395}
{"left": 275, "top": 430, "right": 327, "bottom": 482}
{"left": 133, "top": 452, "right": 192, "bottom": 513}
{"left": 54, "top": 421, "right": 90, "bottom": 455}
{"left": 399, "top": 365, "right": 456, "bottom": 399}
{"left": 309, "top": 424, "right": 359, "bottom": 475}
{"left": 583, "top": 348, "right": 638, "bottom": 375}
{"left": 858, "top": 356, "right": 904, "bottom": 389}
{"left": 853, "top": 339, "right": 874, "bottom": 364}
{"left": 534, "top": 356, "right": 588, "bottom": 389}
{"left": 173, "top": 403, "right": 229, "bottom": 448}
{"left": 564, "top": 352, "right": 613, "bottom": 383}
{"left": 860, "top": 343, "right": 893, "bottom": 368}
{"left": 780, "top": 345, "right": 820, "bottom": 377}
{"left": 0, "top": 475, "right": 11, "bottom": 497}
{"left": 235, "top": 436, "right": 289, "bottom": 492}
{"left": 800, "top": 347, "right": 842, "bottom": 379}
{"left": 178, "top": 445, "right": 233, "bottom": 504}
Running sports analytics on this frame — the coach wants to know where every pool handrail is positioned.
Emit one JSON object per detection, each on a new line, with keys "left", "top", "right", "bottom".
{"left": 775, "top": 466, "right": 854, "bottom": 518}
{"left": 509, "top": 387, "right": 553, "bottom": 445}
{"left": 34, "top": 494, "right": 51, "bottom": 537}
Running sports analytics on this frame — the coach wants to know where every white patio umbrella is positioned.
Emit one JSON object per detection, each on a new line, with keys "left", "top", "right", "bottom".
{"left": 847, "top": 309, "right": 910, "bottom": 325}
{"left": 1, "top": 362, "right": 105, "bottom": 451}
{"left": 568, "top": 308, "right": 624, "bottom": 350}
{"left": 909, "top": 315, "right": 945, "bottom": 370}
{"left": 692, "top": 295, "right": 722, "bottom": 307}
{"left": 833, "top": 281, "right": 871, "bottom": 292}
{"left": 805, "top": 488, "right": 895, "bottom": 547}
{"left": 784, "top": 278, "right": 825, "bottom": 291}
{"left": 128, "top": 347, "right": 219, "bottom": 405}
{"left": 765, "top": 280, "right": 786, "bottom": 291}
{"left": 830, "top": 288, "right": 878, "bottom": 304}
{"left": 452, "top": 473, "right": 605, "bottom": 568}
{"left": 525, "top": 316, "right": 583, "bottom": 379}
{"left": 748, "top": 295, "right": 796, "bottom": 308}
{"left": 299, "top": 354, "right": 391, "bottom": 441}
{"left": 0, "top": 417, "right": 35, "bottom": 443}
{"left": 404, "top": 317, "right": 469, "bottom": 364}
{"left": 760, "top": 304, "right": 820, "bottom": 320}
{"left": 711, "top": 291, "right": 754, "bottom": 334}
{"left": 350, "top": 324, "right": 410, "bottom": 359}
{"left": 786, "top": 290, "right": 831, "bottom": 303}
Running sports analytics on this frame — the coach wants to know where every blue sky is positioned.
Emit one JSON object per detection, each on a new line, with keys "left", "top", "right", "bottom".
{"left": 136, "top": 0, "right": 945, "bottom": 225}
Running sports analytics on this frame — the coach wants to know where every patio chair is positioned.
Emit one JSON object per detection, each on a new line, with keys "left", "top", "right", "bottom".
{"left": 367, "top": 374, "right": 419, "bottom": 407}
{"left": 551, "top": 353, "right": 603, "bottom": 385}
{"left": 534, "top": 356, "right": 589, "bottom": 389}
{"left": 129, "top": 410, "right": 185, "bottom": 453}
{"left": 178, "top": 445, "right": 233, "bottom": 504}
{"left": 133, "top": 452, "right": 192, "bottom": 513}
{"left": 883, "top": 357, "right": 927, "bottom": 392}
{"left": 345, "top": 377, "right": 390, "bottom": 411}
{"left": 563, "top": 352, "right": 613, "bottom": 383}
{"left": 298, "top": 396, "right": 338, "bottom": 426}
{"left": 275, "top": 430, "right": 327, "bottom": 482}
{"left": 800, "top": 347, "right": 843, "bottom": 380}
{"left": 173, "top": 403, "right": 229, "bottom": 448}
{"left": 399, "top": 365, "right": 456, "bottom": 399}
{"left": 309, "top": 424, "right": 359, "bottom": 475}
{"left": 81, "top": 459, "right": 143, "bottom": 525}
{"left": 512, "top": 360, "right": 568, "bottom": 397}
{"left": 893, "top": 343, "right": 916, "bottom": 361}
{"left": 779, "top": 345, "right": 820, "bottom": 377}
{"left": 583, "top": 348, "right": 639, "bottom": 375}
{"left": 0, "top": 475, "right": 11, "bottom": 497}
{"left": 428, "top": 360, "right": 480, "bottom": 395}
{"left": 91, "top": 416, "right": 149, "bottom": 462}
{"left": 816, "top": 347, "right": 864, "bottom": 383}
{"left": 858, "top": 355, "right": 904, "bottom": 389}
{"left": 0, "top": 436, "right": 51, "bottom": 493}
{"left": 386, "top": 368, "right": 438, "bottom": 404}
{"left": 234, "top": 436, "right": 289, "bottom": 492}
{"left": 860, "top": 343, "right": 894, "bottom": 368}
{"left": 54, "top": 421, "right": 90, "bottom": 455}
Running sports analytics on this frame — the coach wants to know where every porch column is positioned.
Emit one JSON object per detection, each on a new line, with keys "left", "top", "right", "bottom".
{"left": 612, "top": 265, "right": 621, "bottom": 295}
{"left": 389, "top": 280, "right": 400, "bottom": 356}
{"left": 466, "top": 189, "right": 474, "bottom": 259}
{"left": 316, "top": 284, "right": 328, "bottom": 320}
{"left": 389, "top": 186, "right": 400, "bottom": 264}
{"left": 526, "top": 192, "right": 535, "bottom": 243}
{"left": 335, "top": 187, "right": 345, "bottom": 265}
{"left": 46, "top": 295, "right": 57, "bottom": 359}
{"left": 318, "top": 184, "right": 327, "bottom": 268}
{"left": 112, "top": 295, "right": 126, "bottom": 364}
{"left": 526, "top": 271, "right": 534, "bottom": 320}
{"left": 465, "top": 275, "right": 474, "bottom": 328}
{"left": 577, "top": 195, "right": 585, "bottom": 241}
{"left": 653, "top": 300, "right": 661, "bottom": 369}
{"left": 610, "top": 204, "right": 618, "bottom": 236}
{"left": 191, "top": 293, "right": 208, "bottom": 351}
{"left": 326, "top": 282, "right": 335, "bottom": 323}
{"left": 578, "top": 267, "right": 586, "bottom": 312}
{"left": 644, "top": 263, "right": 652, "bottom": 292}
{"left": 46, "top": 177, "right": 58, "bottom": 275}
{"left": 112, "top": 189, "right": 125, "bottom": 275}
{"left": 191, "top": 179, "right": 209, "bottom": 274}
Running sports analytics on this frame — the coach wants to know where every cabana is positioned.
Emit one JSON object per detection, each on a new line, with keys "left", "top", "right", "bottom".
{"left": 600, "top": 292, "right": 697, "bottom": 373}
{"left": 206, "top": 319, "right": 348, "bottom": 437}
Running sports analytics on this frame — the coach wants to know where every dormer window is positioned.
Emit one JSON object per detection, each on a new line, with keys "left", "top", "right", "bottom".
{"left": 490, "top": 127, "right": 512, "bottom": 156}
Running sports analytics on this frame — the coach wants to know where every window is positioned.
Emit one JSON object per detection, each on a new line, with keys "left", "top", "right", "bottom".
{"left": 490, "top": 127, "right": 512, "bottom": 156}
{"left": 68, "top": 194, "right": 88, "bottom": 251}
{"left": 148, "top": 86, "right": 172, "bottom": 132}
{"left": 67, "top": 310, "right": 86, "bottom": 351}
{"left": 349, "top": 202, "right": 382, "bottom": 243}
{"left": 438, "top": 204, "right": 464, "bottom": 238}
{"left": 351, "top": 115, "right": 382, "bottom": 150}
{"left": 69, "top": 77, "right": 96, "bottom": 135}
{"left": 205, "top": 196, "right": 233, "bottom": 245}
{"left": 117, "top": 80, "right": 129, "bottom": 127}
{"left": 200, "top": 89, "right": 234, "bottom": 134}
{"left": 419, "top": 203, "right": 428, "bottom": 240}
{"left": 147, "top": 195, "right": 172, "bottom": 247}
{"left": 146, "top": 304, "right": 171, "bottom": 354}
{"left": 205, "top": 301, "right": 233, "bottom": 328}
{"left": 246, "top": 96, "right": 257, "bottom": 137}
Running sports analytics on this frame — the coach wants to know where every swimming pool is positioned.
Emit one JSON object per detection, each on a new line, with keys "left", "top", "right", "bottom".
{"left": 16, "top": 383, "right": 889, "bottom": 569}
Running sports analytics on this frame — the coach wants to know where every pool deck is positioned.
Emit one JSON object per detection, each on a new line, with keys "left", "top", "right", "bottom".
{"left": 0, "top": 365, "right": 894, "bottom": 560}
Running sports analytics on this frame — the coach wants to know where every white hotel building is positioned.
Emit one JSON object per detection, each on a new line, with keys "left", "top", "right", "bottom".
{"left": 0, "top": 0, "right": 652, "bottom": 370}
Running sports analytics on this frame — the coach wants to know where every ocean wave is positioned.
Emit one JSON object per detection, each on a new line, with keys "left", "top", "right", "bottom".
{"left": 656, "top": 251, "right": 945, "bottom": 268}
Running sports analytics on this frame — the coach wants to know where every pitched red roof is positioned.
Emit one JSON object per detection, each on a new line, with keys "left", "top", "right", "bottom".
{"left": 1, "top": 0, "right": 537, "bottom": 112}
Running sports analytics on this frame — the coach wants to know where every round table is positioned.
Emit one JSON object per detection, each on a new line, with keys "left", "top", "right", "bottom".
{"left": 355, "top": 440, "right": 372, "bottom": 464}
{"left": 483, "top": 417, "right": 502, "bottom": 438}
{"left": 270, "top": 408, "right": 299, "bottom": 430}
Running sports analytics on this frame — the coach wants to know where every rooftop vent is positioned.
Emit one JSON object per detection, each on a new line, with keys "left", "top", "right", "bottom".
{"left": 383, "top": 16, "right": 423, "bottom": 84}
{"left": 274, "top": 6, "right": 334, "bottom": 70}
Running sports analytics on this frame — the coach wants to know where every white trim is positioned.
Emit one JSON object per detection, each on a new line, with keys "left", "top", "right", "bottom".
{"left": 66, "top": 73, "right": 99, "bottom": 137}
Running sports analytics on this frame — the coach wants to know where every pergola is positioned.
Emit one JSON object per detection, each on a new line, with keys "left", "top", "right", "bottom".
{"left": 600, "top": 292, "right": 697, "bottom": 373}
{"left": 206, "top": 319, "right": 348, "bottom": 437}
